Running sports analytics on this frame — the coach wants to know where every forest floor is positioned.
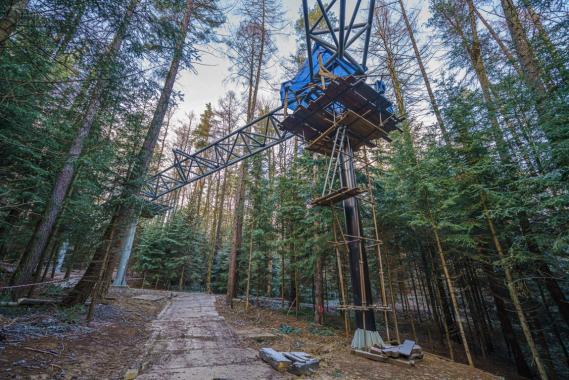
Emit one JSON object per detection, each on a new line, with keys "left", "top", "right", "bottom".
{"left": 217, "top": 297, "right": 512, "bottom": 380}
{"left": 0, "top": 287, "right": 522, "bottom": 380}
{"left": 0, "top": 287, "right": 167, "bottom": 379}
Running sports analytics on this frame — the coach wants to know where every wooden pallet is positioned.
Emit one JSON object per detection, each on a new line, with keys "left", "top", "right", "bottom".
{"left": 310, "top": 187, "right": 366, "bottom": 206}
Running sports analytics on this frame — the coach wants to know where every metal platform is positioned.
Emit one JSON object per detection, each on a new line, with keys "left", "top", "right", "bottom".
{"left": 281, "top": 76, "right": 401, "bottom": 155}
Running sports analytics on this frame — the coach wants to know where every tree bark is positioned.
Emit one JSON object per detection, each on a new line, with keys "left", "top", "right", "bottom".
{"left": 226, "top": 3, "right": 268, "bottom": 305}
{"left": 500, "top": 0, "right": 546, "bottom": 96}
{"left": 518, "top": 212, "right": 569, "bottom": 327}
{"left": 314, "top": 246, "right": 324, "bottom": 325}
{"left": 482, "top": 194, "right": 549, "bottom": 380}
{"left": 63, "top": 0, "right": 194, "bottom": 305}
{"left": 441, "top": 1, "right": 511, "bottom": 162}
{"left": 10, "top": 0, "right": 139, "bottom": 299}
{"left": 245, "top": 224, "right": 254, "bottom": 311}
{"left": 521, "top": 0, "right": 564, "bottom": 80}
{"left": 473, "top": 7, "right": 523, "bottom": 77}
{"left": 226, "top": 163, "right": 247, "bottom": 305}
{"left": 484, "top": 262, "right": 533, "bottom": 378}
{"left": 397, "top": 0, "right": 450, "bottom": 145}
{"left": 430, "top": 217, "right": 474, "bottom": 367}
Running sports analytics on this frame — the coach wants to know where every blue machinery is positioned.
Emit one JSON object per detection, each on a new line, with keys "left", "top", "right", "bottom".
{"left": 143, "top": 1, "right": 402, "bottom": 345}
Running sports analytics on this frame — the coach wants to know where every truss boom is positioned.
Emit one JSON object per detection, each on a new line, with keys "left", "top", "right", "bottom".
{"left": 142, "top": 107, "right": 290, "bottom": 201}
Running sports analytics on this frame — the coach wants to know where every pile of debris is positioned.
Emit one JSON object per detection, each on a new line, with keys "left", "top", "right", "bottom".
{"left": 259, "top": 348, "right": 320, "bottom": 376}
{"left": 353, "top": 339, "right": 424, "bottom": 366}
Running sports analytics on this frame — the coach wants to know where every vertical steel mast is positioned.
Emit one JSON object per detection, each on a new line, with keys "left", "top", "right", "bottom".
{"left": 300, "top": 0, "right": 379, "bottom": 337}
{"left": 339, "top": 139, "right": 376, "bottom": 332}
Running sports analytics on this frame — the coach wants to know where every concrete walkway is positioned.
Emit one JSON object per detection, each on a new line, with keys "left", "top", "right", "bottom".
{"left": 137, "top": 292, "right": 281, "bottom": 380}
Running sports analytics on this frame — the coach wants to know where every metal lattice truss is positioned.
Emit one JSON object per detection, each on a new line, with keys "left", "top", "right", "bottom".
{"left": 142, "top": 107, "right": 291, "bottom": 201}
{"left": 143, "top": 1, "right": 379, "bottom": 205}
{"left": 302, "top": 0, "right": 376, "bottom": 78}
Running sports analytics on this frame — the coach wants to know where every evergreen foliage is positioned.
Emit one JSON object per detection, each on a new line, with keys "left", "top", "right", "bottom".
{"left": 0, "top": 0, "right": 568, "bottom": 377}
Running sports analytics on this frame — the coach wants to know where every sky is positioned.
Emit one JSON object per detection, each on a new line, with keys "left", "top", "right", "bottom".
{"left": 172, "top": 0, "right": 299, "bottom": 123}
{"left": 171, "top": 0, "right": 434, "bottom": 127}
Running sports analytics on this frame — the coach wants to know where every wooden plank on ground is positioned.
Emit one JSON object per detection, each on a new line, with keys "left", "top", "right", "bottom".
{"left": 352, "top": 349, "right": 388, "bottom": 362}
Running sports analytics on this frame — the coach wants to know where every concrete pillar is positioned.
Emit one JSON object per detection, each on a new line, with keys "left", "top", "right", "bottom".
{"left": 113, "top": 218, "right": 138, "bottom": 287}
{"left": 55, "top": 240, "right": 69, "bottom": 273}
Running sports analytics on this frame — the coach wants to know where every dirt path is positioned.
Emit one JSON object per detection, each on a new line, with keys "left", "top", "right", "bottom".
{"left": 137, "top": 292, "right": 281, "bottom": 380}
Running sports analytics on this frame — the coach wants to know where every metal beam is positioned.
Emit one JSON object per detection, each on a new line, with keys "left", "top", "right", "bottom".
{"left": 302, "top": 0, "right": 314, "bottom": 79}
{"left": 344, "top": 0, "right": 363, "bottom": 43}
{"left": 144, "top": 1, "right": 378, "bottom": 203}
{"left": 316, "top": 0, "right": 340, "bottom": 48}
{"left": 304, "top": 0, "right": 373, "bottom": 75}
{"left": 309, "top": 0, "right": 337, "bottom": 33}
{"left": 340, "top": 137, "right": 376, "bottom": 331}
{"left": 362, "top": 0, "right": 376, "bottom": 69}
{"left": 142, "top": 107, "right": 290, "bottom": 201}
{"left": 312, "top": 22, "right": 367, "bottom": 36}
{"left": 338, "top": 0, "right": 346, "bottom": 58}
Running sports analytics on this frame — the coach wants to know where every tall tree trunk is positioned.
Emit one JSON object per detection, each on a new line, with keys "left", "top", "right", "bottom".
{"left": 206, "top": 171, "right": 221, "bottom": 292}
{"left": 10, "top": 0, "right": 140, "bottom": 299}
{"left": 313, "top": 241, "right": 324, "bottom": 324}
{"left": 484, "top": 261, "right": 533, "bottom": 378}
{"left": 245, "top": 224, "right": 254, "bottom": 310}
{"left": 500, "top": 0, "right": 546, "bottom": 95}
{"left": 466, "top": 0, "right": 511, "bottom": 163}
{"left": 210, "top": 169, "right": 228, "bottom": 290}
{"left": 481, "top": 194, "right": 549, "bottom": 380}
{"left": 63, "top": 0, "right": 194, "bottom": 305}
{"left": 441, "top": 1, "right": 511, "bottom": 162}
{"left": 397, "top": 0, "right": 450, "bottom": 145}
{"left": 521, "top": 0, "right": 564, "bottom": 81}
{"left": 226, "top": 2, "right": 268, "bottom": 305}
{"left": 226, "top": 163, "right": 247, "bottom": 305}
{"left": 332, "top": 222, "right": 349, "bottom": 336}
{"left": 472, "top": 6, "right": 523, "bottom": 77}
{"left": 518, "top": 212, "right": 569, "bottom": 327}
{"left": 312, "top": 155, "right": 324, "bottom": 324}
{"left": 430, "top": 217, "right": 474, "bottom": 367}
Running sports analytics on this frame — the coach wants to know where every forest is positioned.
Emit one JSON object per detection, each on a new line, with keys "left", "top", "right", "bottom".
{"left": 0, "top": 0, "right": 568, "bottom": 379}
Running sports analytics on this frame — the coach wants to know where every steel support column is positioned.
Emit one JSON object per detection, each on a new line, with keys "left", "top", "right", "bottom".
{"left": 113, "top": 217, "right": 138, "bottom": 286}
{"left": 340, "top": 138, "right": 376, "bottom": 331}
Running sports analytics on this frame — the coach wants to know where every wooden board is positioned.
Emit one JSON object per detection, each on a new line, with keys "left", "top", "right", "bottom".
{"left": 352, "top": 349, "right": 388, "bottom": 362}
{"left": 378, "top": 346, "right": 400, "bottom": 358}
{"left": 311, "top": 187, "right": 366, "bottom": 206}
{"left": 281, "top": 76, "right": 402, "bottom": 155}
